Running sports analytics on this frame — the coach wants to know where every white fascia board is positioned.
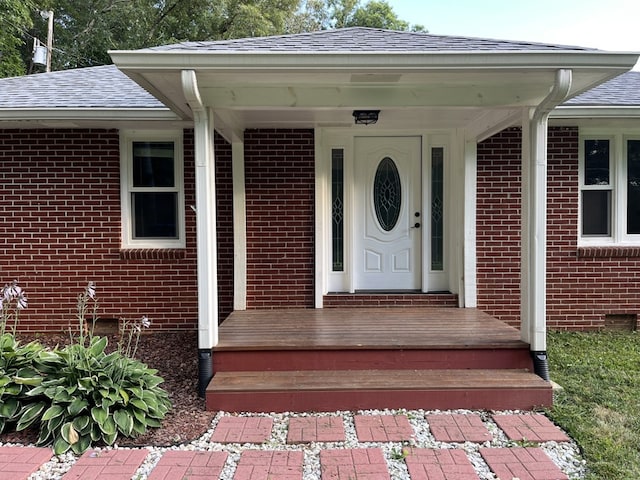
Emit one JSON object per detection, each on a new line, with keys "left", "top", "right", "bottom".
{"left": 0, "top": 108, "right": 180, "bottom": 121}
{"left": 551, "top": 106, "right": 640, "bottom": 118}
{"left": 110, "top": 50, "right": 639, "bottom": 72}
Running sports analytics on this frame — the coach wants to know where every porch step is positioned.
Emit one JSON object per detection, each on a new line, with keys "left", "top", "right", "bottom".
{"left": 323, "top": 292, "right": 458, "bottom": 308}
{"left": 206, "top": 369, "right": 552, "bottom": 412}
{"left": 213, "top": 347, "right": 534, "bottom": 372}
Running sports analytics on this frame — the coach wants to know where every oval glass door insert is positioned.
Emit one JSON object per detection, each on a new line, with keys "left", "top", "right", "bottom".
{"left": 374, "top": 156, "right": 402, "bottom": 231}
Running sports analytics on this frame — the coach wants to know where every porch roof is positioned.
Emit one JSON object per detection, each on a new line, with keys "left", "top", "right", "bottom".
{"left": 551, "top": 71, "right": 640, "bottom": 123}
{"left": 109, "top": 27, "right": 638, "bottom": 139}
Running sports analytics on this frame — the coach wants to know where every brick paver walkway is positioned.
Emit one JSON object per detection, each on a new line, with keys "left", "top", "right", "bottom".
{"left": 354, "top": 414, "right": 414, "bottom": 442}
{"left": 320, "top": 448, "right": 390, "bottom": 479}
{"left": 404, "top": 448, "right": 480, "bottom": 480}
{"left": 0, "top": 446, "right": 53, "bottom": 480}
{"left": 287, "top": 416, "right": 346, "bottom": 443}
{"left": 210, "top": 416, "right": 274, "bottom": 443}
{"left": 2, "top": 412, "right": 578, "bottom": 480}
{"left": 147, "top": 451, "right": 229, "bottom": 480}
{"left": 235, "top": 450, "right": 304, "bottom": 480}
{"left": 426, "top": 414, "right": 493, "bottom": 443}
{"left": 481, "top": 447, "right": 569, "bottom": 480}
{"left": 62, "top": 449, "right": 148, "bottom": 479}
{"left": 492, "top": 414, "right": 571, "bottom": 442}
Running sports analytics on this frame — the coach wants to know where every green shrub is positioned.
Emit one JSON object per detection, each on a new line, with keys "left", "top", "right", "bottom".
{"left": 0, "top": 281, "right": 44, "bottom": 433}
{"left": 1, "top": 281, "right": 172, "bottom": 455}
{"left": 26, "top": 335, "right": 171, "bottom": 454}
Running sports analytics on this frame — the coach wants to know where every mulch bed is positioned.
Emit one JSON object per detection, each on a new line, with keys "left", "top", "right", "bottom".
{"left": 0, "top": 331, "right": 217, "bottom": 447}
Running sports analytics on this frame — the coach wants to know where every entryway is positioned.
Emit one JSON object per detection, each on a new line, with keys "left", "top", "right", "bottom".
{"left": 354, "top": 136, "right": 422, "bottom": 290}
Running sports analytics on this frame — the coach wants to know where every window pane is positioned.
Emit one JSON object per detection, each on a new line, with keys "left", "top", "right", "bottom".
{"left": 331, "top": 149, "right": 344, "bottom": 272}
{"left": 132, "top": 192, "right": 178, "bottom": 238}
{"left": 431, "top": 147, "right": 444, "bottom": 271}
{"left": 374, "top": 157, "right": 402, "bottom": 232}
{"left": 627, "top": 140, "right": 640, "bottom": 234}
{"left": 582, "top": 190, "right": 611, "bottom": 236}
{"left": 584, "top": 139, "right": 610, "bottom": 185}
{"left": 132, "top": 141, "right": 175, "bottom": 187}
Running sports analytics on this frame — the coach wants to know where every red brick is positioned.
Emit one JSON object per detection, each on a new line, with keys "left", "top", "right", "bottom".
{"left": 354, "top": 414, "right": 414, "bottom": 442}
{"left": 480, "top": 447, "right": 568, "bottom": 480}
{"left": 320, "top": 448, "right": 389, "bottom": 479}
{"left": 404, "top": 448, "right": 479, "bottom": 480}
{"left": 426, "top": 414, "right": 492, "bottom": 443}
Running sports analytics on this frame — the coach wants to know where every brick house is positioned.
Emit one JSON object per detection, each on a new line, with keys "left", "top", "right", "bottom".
{"left": 1, "top": 28, "right": 638, "bottom": 410}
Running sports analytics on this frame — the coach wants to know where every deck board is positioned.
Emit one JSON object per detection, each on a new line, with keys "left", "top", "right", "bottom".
{"left": 215, "top": 307, "right": 526, "bottom": 351}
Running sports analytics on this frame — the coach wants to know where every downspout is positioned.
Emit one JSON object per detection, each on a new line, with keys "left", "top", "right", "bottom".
{"left": 182, "top": 70, "right": 219, "bottom": 396}
{"left": 525, "top": 69, "right": 572, "bottom": 380}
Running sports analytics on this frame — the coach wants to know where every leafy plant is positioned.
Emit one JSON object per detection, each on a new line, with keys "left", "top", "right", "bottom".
{"left": 0, "top": 281, "right": 45, "bottom": 433}
{"left": 1, "top": 281, "right": 171, "bottom": 455}
{"left": 26, "top": 335, "right": 171, "bottom": 454}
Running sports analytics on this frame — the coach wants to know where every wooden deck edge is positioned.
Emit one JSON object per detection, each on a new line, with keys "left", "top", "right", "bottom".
{"left": 207, "top": 369, "right": 550, "bottom": 393}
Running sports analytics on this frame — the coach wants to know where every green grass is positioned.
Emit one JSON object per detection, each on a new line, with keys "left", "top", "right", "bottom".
{"left": 546, "top": 330, "right": 640, "bottom": 480}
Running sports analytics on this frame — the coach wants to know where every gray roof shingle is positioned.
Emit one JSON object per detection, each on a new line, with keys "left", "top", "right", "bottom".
{"left": 2, "top": 28, "right": 638, "bottom": 114}
{"left": 563, "top": 71, "right": 640, "bottom": 106}
{"left": 144, "top": 27, "right": 596, "bottom": 53}
{"left": 0, "top": 64, "right": 165, "bottom": 109}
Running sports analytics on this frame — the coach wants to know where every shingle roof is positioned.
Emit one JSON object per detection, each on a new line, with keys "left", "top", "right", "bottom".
{"left": 145, "top": 27, "right": 596, "bottom": 53}
{"left": 0, "top": 64, "right": 165, "bottom": 109}
{"left": 563, "top": 71, "right": 640, "bottom": 106}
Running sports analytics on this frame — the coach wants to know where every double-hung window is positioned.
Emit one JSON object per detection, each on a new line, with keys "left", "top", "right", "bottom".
{"left": 120, "top": 131, "right": 185, "bottom": 248}
{"left": 580, "top": 134, "right": 640, "bottom": 244}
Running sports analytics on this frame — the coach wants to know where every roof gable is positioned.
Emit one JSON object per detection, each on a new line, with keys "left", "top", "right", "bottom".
{"left": 144, "top": 27, "right": 597, "bottom": 53}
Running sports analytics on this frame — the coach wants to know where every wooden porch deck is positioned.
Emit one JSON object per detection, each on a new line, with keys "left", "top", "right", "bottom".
{"left": 207, "top": 307, "right": 552, "bottom": 412}
{"left": 215, "top": 307, "right": 527, "bottom": 351}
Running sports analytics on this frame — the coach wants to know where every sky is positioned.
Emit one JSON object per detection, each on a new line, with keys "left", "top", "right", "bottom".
{"left": 386, "top": 0, "right": 640, "bottom": 69}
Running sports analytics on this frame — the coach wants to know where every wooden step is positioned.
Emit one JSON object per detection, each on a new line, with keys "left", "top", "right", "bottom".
{"left": 323, "top": 293, "right": 458, "bottom": 308}
{"left": 213, "top": 347, "right": 534, "bottom": 372}
{"left": 206, "top": 369, "right": 552, "bottom": 412}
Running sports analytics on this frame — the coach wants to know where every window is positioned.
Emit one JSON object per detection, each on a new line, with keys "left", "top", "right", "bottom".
{"left": 580, "top": 135, "right": 640, "bottom": 244}
{"left": 331, "top": 149, "right": 344, "bottom": 271}
{"left": 120, "top": 131, "right": 185, "bottom": 248}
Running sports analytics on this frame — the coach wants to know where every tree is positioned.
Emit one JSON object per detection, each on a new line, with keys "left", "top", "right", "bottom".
{"left": 22, "top": 0, "right": 302, "bottom": 70}
{"left": 346, "top": 0, "right": 425, "bottom": 31}
{"left": 290, "top": 0, "right": 425, "bottom": 33}
{"left": 2, "top": 0, "right": 425, "bottom": 77}
{"left": 0, "top": 0, "right": 35, "bottom": 77}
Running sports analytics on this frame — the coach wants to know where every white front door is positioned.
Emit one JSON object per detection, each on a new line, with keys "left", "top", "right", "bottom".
{"left": 354, "top": 137, "right": 422, "bottom": 290}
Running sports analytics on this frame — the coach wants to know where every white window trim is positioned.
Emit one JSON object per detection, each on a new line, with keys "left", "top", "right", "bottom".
{"left": 579, "top": 129, "right": 640, "bottom": 246}
{"left": 120, "top": 130, "right": 185, "bottom": 249}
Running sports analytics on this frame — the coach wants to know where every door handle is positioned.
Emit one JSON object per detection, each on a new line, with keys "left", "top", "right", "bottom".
{"left": 411, "top": 222, "right": 421, "bottom": 229}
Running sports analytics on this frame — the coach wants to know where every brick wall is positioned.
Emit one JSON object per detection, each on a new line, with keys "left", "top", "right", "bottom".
{"left": 476, "top": 128, "right": 522, "bottom": 326}
{"left": 478, "top": 126, "right": 640, "bottom": 330}
{"left": 0, "top": 129, "right": 234, "bottom": 332}
{"left": 244, "top": 129, "right": 315, "bottom": 308}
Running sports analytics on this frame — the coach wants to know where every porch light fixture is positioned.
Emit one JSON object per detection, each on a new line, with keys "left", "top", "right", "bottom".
{"left": 353, "top": 110, "right": 380, "bottom": 125}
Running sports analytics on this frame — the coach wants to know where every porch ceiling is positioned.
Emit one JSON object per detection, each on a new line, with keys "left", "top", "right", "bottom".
{"left": 111, "top": 48, "right": 637, "bottom": 138}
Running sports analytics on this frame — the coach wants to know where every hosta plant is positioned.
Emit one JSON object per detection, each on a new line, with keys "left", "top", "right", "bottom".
{"left": 0, "top": 281, "right": 45, "bottom": 433}
{"left": 26, "top": 335, "right": 171, "bottom": 454}
{"left": 3, "top": 282, "right": 172, "bottom": 455}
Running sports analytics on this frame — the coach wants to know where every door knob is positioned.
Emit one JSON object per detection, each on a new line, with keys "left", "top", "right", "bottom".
{"left": 411, "top": 222, "right": 421, "bottom": 229}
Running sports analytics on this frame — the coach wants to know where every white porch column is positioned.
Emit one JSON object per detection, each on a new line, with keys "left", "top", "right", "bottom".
{"left": 232, "top": 140, "right": 247, "bottom": 310}
{"left": 462, "top": 138, "right": 478, "bottom": 308}
{"left": 182, "top": 70, "right": 218, "bottom": 396}
{"left": 520, "top": 69, "right": 572, "bottom": 380}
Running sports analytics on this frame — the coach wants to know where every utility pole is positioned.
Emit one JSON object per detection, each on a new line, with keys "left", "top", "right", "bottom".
{"left": 45, "top": 11, "right": 54, "bottom": 72}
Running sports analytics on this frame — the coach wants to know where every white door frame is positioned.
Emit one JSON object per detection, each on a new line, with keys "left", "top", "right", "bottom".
{"left": 317, "top": 129, "right": 455, "bottom": 303}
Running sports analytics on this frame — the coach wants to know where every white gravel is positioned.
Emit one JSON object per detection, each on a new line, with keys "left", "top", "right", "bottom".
{"left": 17, "top": 409, "right": 586, "bottom": 480}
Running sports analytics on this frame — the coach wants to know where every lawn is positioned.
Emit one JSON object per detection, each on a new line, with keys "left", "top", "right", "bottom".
{"left": 547, "top": 330, "right": 640, "bottom": 480}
